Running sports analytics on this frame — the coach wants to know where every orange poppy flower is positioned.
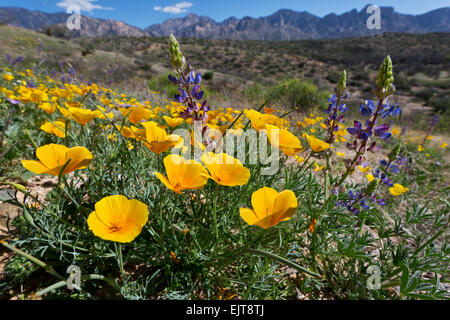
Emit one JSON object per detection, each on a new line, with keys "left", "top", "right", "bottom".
{"left": 40, "top": 120, "right": 66, "bottom": 138}
{"left": 21, "top": 144, "right": 93, "bottom": 176}
{"left": 201, "top": 152, "right": 250, "bottom": 187}
{"left": 87, "top": 195, "right": 148, "bottom": 243}
{"left": 154, "top": 155, "right": 210, "bottom": 194}
{"left": 68, "top": 107, "right": 100, "bottom": 125}
{"left": 306, "top": 134, "right": 331, "bottom": 153}
{"left": 142, "top": 121, "right": 183, "bottom": 154}
{"left": 240, "top": 187, "right": 298, "bottom": 229}
{"left": 163, "top": 116, "right": 185, "bottom": 128}
{"left": 265, "top": 124, "right": 303, "bottom": 156}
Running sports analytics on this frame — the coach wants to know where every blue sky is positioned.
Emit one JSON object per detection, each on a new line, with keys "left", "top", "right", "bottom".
{"left": 3, "top": 0, "right": 449, "bottom": 28}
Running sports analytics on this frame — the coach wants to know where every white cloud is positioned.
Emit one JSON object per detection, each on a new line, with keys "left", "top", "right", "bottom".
{"left": 56, "top": 0, "right": 113, "bottom": 12}
{"left": 154, "top": 2, "right": 193, "bottom": 14}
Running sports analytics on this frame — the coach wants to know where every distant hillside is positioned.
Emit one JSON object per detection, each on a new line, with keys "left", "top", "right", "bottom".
{"left": 145, "top": 7, "right": 450, "bottom": 40}
{"left": 0, "top": 6, "right": 449, "bottom": 40}
{"left": 0, "top": 7, "right": 144, "bottom": 38}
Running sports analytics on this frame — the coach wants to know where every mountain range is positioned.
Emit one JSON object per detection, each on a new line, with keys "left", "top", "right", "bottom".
{"left": 0, "top": 6, "right": 449, "bottom": 40}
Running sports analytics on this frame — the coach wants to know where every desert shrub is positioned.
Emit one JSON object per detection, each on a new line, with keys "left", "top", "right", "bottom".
{"left": 267, "top": 78, "right": 328, "bottom": 112}
{"left": 429, "top": 91, "right": 450, "bottom": 114}
{"left": 326, "top": 71, "right": 341, "bottom": 84}
{"left": 82, "top": 44, "right": 96, "bottom": 57}
{"left": 414, "top": 88, "right": 437, "bottom": 103}
{"left": 203, "top": 71, "right": 214, "bottom": 81}
{"left": 148, "top": 73, "right": 178, "bottom": 97}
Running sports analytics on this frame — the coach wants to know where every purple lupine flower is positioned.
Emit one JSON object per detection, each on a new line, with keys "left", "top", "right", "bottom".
{"left": 6, "top": 98, "right": 20, "bottom": 105}
{"left": 191, "top": 85, "right": 204, "bottom": 100}
{"left": 429, "top": 115, "right": 439, "bottom": 128}
{"left": 168, "top": 74, "right": 179, "bottom": 85}
{"left": 194, "top": 72, "right": 201, "bottom": 84}
{"left": 360, "top": 100, "right": 375, "bottom": 117}
{"left": 348, "top": 121, "right": 370, "bottom": 141}
{"left": 401, "top": 126, "right": 407, "bottom": 136}
{"left": 374, "top": 124, "right": 392, "bottom": 140}
{"left": 12, "top": 56, "right": 24, "bottom": 66}
{"left": 201, "top": 100, "right": 210, "bottom": 112}
{"left": 175, "top": 89, "right": 188, "bottom": 103}
{"left": 380, "top": 100, "right": 401, "bottom": 118}
{"left": 68, "top": 67, "right": 76, "bottom": 77}
{"left": 59, "top": 62, "right": 65, "bottom": 74}
{"left": 26, "top": 80, "right": 37, "bottom": 89}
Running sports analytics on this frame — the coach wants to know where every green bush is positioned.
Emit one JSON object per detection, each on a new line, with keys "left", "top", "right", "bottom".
{"left": 326, "top": 71, "right": 341, "bottom": 84}
{"left": 203, "top": 71, "right": 214, "bottom": 81}
{"left": 414, "top": 88, "right": 437, "bottom": 103}
{"left": 148, "top": 73, "right": 179, "bottom": 97}
{"left": 429, "top": 92, "right": 450, "bottom": 114}
{"left": 268, "top": 78, "right": 328, "bottom": 112}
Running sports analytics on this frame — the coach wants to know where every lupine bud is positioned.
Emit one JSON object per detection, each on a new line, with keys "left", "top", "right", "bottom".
{"left": 336, "top": 70, "right": 347, "bottom": 95}
{"left": 169, "top": 34, "right": 184, "bottom": 69}
{"left": 366, "top": 178, "right": 379, "bottom": 196}
{"left": 388, "top": 143, "right": 401, "bottom": 162}
{"left": 376, "top": 55, "right": 395, "bottom": 99}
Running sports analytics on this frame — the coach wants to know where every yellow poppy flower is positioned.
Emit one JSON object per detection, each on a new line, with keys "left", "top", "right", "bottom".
{"left": 337, "top": 152, "right": 346, "bottom": 157}
{"left": 240, "top": 187, "right": 298, "bottom": 229}
{"left": 68, "top": 107, "right": 100, "bottom": 125}
{"left": 440, "top": 142, "right": 448, "bottom": 148}
{"left": 3, "top": 74, "right": 14, "bottom": 81}
{"left": 21, "top": 144, "right": 93, "bottom": 176}
{"left": 245, "top": 110, "right": 285, "bottom": 130}
{"left": 295, "top": 155, "right": 305, "bottom": 163}
{"left": 358, "top": 165, "right": 371, "bottom": 173}
{"left": 38, "top": 102, "right": 56, "bottom": 114}
{"left": 418, "top": 145, "right": 424, "bottom": 152}
{"left": 201, "top": 152, "right": 250, "bottom": 187}
{"left": 154, "top": 155, "right": 210, "bottom": 194}
{"left": 117, "top": 125, "right": 136, "bottom": 139}
{"left": 30, "top": 89, "right": 48, "bottom": 104}
{"left": 313, "top": 163, "right": 325, "bottom": 172}
{"left": 391, "top": 128, "right": 400, "bottom": 136}
{"left": 306, "top": 134, "right": 331, "bottom": 153}
{"left": 366, "top": 174, "right": 375, "bottom": 182}
{"left": 40, "top": 120, "right": 66, "bottom": 138}
{"left": 124, "top": 106, "right": 153, "bottom": 124}
{"left": 130, "top": 126, "right": 147, "bottom": 141}
{"left": 265, "top": 124, "right": 303, "bottom": 156}
{"left": 163, "top": 116, "right": 185, "bottom": 128}
{"left": 64, "top": 101, "right": 81, "bottom": 109}
{"left": 87, "top": 195, "right": 148, "bottom": 243}
{"left": 96, "top": 106, "right": 114, "bottom": 120}
{"left": 142, "top": 121, "right": 182, "bottom": 154}
{"left": 389, "top": 184, "right": 409, "bottom": 196}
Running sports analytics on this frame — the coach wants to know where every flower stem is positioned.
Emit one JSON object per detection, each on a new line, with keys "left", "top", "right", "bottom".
{"left": 0, "top": 240, "right": 65, "bottom": 280}
{"left": 243, "top": 248, "right": 321, "bottom": 279}
{"left": 212, "top": 183, "right": 219, "bottom": 244}
{"left": 115, "top": 243, "right": 126, "bottom": 285}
